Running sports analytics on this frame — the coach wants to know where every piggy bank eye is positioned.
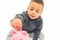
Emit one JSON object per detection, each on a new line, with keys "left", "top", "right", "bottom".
{"left": 13, "top": 38, "right": 15, "bottom": 40}
{"left": 20, "top": 39, "right": 22, "bottom": 40}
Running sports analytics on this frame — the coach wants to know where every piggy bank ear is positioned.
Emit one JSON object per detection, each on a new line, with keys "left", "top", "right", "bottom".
{"left": 22, "top": 31, "right": 27, "bottom": 36}
{"left": 11, "top": 30, "right": 16, "bottom": 35}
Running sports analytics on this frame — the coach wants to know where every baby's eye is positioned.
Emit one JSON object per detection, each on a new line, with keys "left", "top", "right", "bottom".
{"left": 36, "top": 11, "right": 39, "bottom": 13}
{"left": 30, "top": 8, "right": 33, "bottom": 11}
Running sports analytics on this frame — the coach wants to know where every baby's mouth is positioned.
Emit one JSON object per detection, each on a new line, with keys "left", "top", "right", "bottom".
{"left": 30, "top": 15, "right": 35, "bottom": 17}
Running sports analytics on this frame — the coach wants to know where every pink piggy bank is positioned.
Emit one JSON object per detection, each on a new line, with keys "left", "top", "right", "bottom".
{"left": 11, "top": 30, "right": 29, "bottom": 40}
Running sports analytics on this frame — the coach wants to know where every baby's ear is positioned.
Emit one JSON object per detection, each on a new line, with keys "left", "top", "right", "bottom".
{"left": 11, "top": 30, "right": 16, "bottom": 35}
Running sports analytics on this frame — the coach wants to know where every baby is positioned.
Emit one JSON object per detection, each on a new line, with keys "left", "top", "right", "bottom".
{"left": 6, "top": 0, "right": 44, "bottom": 40}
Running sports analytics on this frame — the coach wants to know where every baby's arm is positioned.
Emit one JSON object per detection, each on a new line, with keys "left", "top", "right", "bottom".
{"left": 33, "top": 19, "right": 43, "bottom": 40}
{"left": 10, "top": 18, "right": 22, "bottom": 30}
{"left": 10, "top": 14, "right": 24, "bottom": 30}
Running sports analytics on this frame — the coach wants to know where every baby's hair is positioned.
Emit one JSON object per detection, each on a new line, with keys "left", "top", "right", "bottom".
{"left": 31, "top": 0, "right": 44, "bottom": 5}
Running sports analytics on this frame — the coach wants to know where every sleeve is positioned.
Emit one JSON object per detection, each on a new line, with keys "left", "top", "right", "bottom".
{"left": 33, "top": 19, "right": 43, "bottom": 40}
{"left": 11, "top": 14, "right": 24, "bottom": 23}
{"left": 6, "top": 30, "right": 12, "bottom": 40}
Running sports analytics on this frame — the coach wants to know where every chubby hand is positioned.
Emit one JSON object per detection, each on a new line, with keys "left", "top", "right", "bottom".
{"left": 10, "top": 18, "right": 22, "bottom": 30}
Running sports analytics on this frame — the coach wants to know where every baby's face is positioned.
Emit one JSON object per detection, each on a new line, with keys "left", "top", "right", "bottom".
{"left": 27, "top": 1, "right": 43, "bottom": 19}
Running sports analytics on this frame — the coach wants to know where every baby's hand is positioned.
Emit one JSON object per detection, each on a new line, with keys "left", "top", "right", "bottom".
{"left": 10, "top": 18, "right": 22, "bottom": 30}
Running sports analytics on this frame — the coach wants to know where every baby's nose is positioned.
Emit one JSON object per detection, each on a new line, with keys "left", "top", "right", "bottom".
{"left": 32, "top": 10, "right": 36, "bottom": 15}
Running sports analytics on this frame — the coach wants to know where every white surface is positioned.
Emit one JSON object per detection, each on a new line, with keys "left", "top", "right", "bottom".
{"left": 0, "top": 0, "right": 59, "bottom": 40}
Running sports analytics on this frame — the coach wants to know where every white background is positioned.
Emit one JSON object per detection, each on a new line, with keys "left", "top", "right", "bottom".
{"left": 0, "top": 0, "right": 59, "bottom": 40}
